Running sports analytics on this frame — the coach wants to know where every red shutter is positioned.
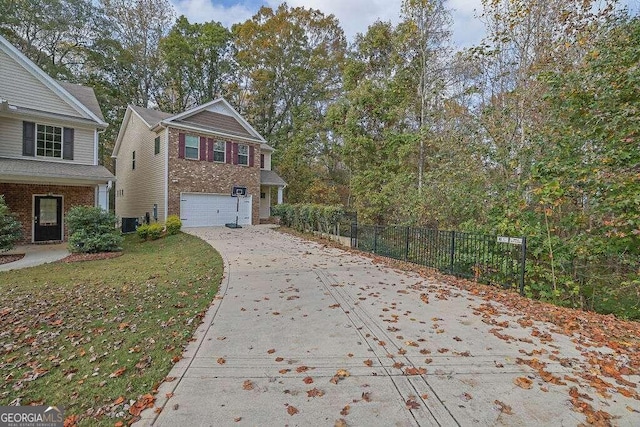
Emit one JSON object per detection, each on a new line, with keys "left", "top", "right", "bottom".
{"left": 226, "top": 141, "right": 232, "bottom": 164}
{"left": 249, "top": 145, "right": 255, "bottom": 167}
{"left": 232, "top": 142, "right": 239, "bottom": 165}
{"left": 178, "top": 133, "right": 185, "bottom": 159}
{"left": 207, "top": 138, "right": 213, "bottom": 162}
{"left": 199, "top": 136, "right": 207, "bottom": 160}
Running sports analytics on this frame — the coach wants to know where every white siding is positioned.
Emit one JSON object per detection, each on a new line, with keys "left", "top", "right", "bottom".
{"left": 260, "top": 185, "right": 271, "bottom": 219}
{"left": 0, "top": 49, "right": 81, "bottom": 117}
{"left": 115, "top": 111, "right": 166, "bottom": 222}
{"left": 0, "top": 117, "right": 96, "bottom": 165}
{"left": 261, "top": 151, "right": 272, "bottom": 170}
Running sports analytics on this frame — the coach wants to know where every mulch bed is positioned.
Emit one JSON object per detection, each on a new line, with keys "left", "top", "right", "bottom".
{"left": 59, "top": 252, "right": 123, "bottom": 263}
{"left": 0, "top": 254, "right": 25, "bottom": 266}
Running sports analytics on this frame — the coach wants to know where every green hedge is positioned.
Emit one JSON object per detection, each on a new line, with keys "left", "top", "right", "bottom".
{"left": 67, "top": 206, "right": 122, "bottom": 253}
{"left": 271, "top": 204, "right": 345, "bottom": 234}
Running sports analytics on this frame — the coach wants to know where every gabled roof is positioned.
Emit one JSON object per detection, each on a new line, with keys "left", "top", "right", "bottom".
{"left": 0, "top": 35, "right": 108, "bottom": 128}
{"left": 0, "top": 157, "right": 114, "bottom": 185}
{"left": 56, "top": 81, "right": 105, "bottom": 122}
{"left": 261, "top": 170, "right": 287, "bottom": 187}
{"left": 113, "top": 99, "right": 274, "bottom": 157}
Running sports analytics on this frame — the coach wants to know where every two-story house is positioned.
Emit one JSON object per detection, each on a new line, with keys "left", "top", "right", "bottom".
{"left": 112, "top": 99, "right": 286, "bottom": 227}
{"left": 0, "top": 35, "right": 113, "bottom": 243}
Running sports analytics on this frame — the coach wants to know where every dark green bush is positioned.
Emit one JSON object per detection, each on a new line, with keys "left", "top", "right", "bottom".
{"left": 271, "top": 203, "right": 345, "bottom": 233}
{"left": 0, "top": 195, "right": 23, "bottom": 252}
{"left": 166, "top": 215, "right": 182, "bottom": 235}
{"left": 67, "top": 206, "right": 122, "bottom": 253}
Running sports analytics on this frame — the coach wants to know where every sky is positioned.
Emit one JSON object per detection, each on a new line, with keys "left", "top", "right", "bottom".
{"left": 171, "top": 0, "right": 640, "bottom": 49}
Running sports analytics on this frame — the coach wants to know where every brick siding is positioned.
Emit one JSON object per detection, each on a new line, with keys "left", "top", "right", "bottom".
{"left": 167, "top": 128, "right": 261, "bottom": 225}
{"left": 0, "top": 183, "right": 94, "bottom": 243}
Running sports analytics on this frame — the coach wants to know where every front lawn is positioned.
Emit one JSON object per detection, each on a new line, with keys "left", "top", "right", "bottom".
{"left": 0, "top": 233, "right": 223, "bottom": 426}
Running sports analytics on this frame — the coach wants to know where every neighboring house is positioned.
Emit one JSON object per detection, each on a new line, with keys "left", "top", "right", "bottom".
{"left": 0, "top": 35, "right": 113, "bottom": 243}
{"left": 112, "top": 99, "right": 286, "bottom": 227}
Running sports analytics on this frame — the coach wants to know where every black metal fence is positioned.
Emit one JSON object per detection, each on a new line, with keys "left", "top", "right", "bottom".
{"left": 351, "top": 225, "right": 526, "bottom": 293}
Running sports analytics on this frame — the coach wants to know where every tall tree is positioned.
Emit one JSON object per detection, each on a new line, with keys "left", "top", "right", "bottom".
{"left": 157, "top": 15, "right": 233, "bottom": 113}
{"left": 0, "top": 0, "right": 106, "bottom": 78}
{"left": 231, "top": 4, "right": 346, "bottom": 202}
{"left": 100, "top": 0, "right": 174, "bottom": 107}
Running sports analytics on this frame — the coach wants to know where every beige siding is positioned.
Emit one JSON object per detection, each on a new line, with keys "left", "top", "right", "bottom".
{"left": 261, "top": 151, "right": 272, "bottom": 170}
{"left": 260, "top": 185, "right": 271, "bottom": 219}
{"left": 115, "top": 112, "right": 166, "bottom": 223}
{"left": 0, "top": 49, "right": 81, "bottom": 117}
{"left": 0, "top": 116, "right": 96, "bottom": 164}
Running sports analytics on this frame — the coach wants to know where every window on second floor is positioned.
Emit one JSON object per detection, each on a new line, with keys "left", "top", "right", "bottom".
{"left": 214, "top": 141, "right": 225, "bottom": 162}
{"left": 185, "top": 135, "right": 199, "bottom": 159}
{"left": 238, "top": 144, "right": 248, "bottom": 166}
{"left": 36, "top": 124, "right": 62, "bottom": 158}
{"left": 154, "top": 136, "right": 160, "bottom": 155}
{"left": 260, "top": 154, "right": 265, "bottom": 169}
{"left": 132, "top": 150, "right": 136, "bottom": 170}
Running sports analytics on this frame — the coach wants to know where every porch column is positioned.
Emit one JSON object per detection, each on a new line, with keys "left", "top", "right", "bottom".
{"left": 277, "top": 186, "right": 284, "bottom": 204}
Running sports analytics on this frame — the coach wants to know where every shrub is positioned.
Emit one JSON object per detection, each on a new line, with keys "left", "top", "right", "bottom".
{"left": 66, "top": 206, "right": 122, "bottom": 253}
{"left": 136, "top": 224, "right": 150, "bottom": 240}
{"left": 147, "top": 223, "right": 164, "bottom": 240}
{"left": 0, "top": 195, "right": 23, "bottom": 252}
{"left": 166, "top": 215, "right": 182, "bottom": 235}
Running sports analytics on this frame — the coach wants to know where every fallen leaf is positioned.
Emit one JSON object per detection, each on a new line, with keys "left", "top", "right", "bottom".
{"left": 307, "top": 388, "right": 325, "bottom": 397}
{"left": 279, "top": 369, "right": 290, "bottom": 374}
{"left": 114, "top": 396, "right": 125, "bottom": 405}
{"left": 234, "top": 417, "right": 242, "bottom": 422}
{"left": 165, "top": 392, "right": 174, "bottom": 399}
{"left": 115, "top": 422, "right": 124, "bottom": 427}
{"left": 405, "top": 398, "right": 420, "bottom": 410}
{"left": 275, "top": 357, "right": 284, "bottom": 362}
{"left": 296, "top": 365, "right": 310, "bottom": 373}
{"left": 217, "top": 358, "right": 226, "bottom": 365}
{"left": 460, "top": 392, "right": 472, "bottom": 401}
{"left": 165, "top": 376, "right": 177, "bottom": 382}
{"left": 340, "top": 405, "right": 350, "bottom": 416}
{"left": 267, "top": 349, "right": 276, "bottom": 354}
{"left": 362, "top": 392, "right": 372, "bottom": 402}
{"left": 243, "top": 380, "right": 254, "bottom": 390}
{"left": 286, "top": 405, "right": 299, "bottom": 416}
{"left": 494, "top": 400, "right": 513, "bottom": 415}
{"left": 303, "top": 377, "right": 313, "bottom": 384}
{"left": 364, "top": 359, "right": 373, "bottom": 367}
{"left": 404, "top": 367, "right": 426, "bottom": 376}
{"left": 109, "top": 367, "right": 126, "bottom": 378}
{"left": 514, "top": 377, "right": 533, "bottom": 389}
{"left": 335, "top": 419, "right": 348, "bottom": 427}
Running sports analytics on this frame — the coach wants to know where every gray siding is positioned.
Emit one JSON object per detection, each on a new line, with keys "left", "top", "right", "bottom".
{"left": 115, "top": 111, "right": 166, "bottom": 222}
{"left": 0, "top": 49, "right": 81, "bottom": 117}
{"left": 0, "top": 117, "right": 96, "bottom": 165}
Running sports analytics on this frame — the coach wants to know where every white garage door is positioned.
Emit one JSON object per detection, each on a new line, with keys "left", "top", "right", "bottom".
{"left": 180, "top": 193, "right": 252, "bottom": 227}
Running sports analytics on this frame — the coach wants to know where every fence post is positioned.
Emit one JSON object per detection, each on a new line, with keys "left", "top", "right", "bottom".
{"left": 404, "top": 227, "right": 410, "bottom": 262}
{"left": 519, "top": 237, "right": 527, "bottom": 295}
{"left": 374, "top": 226, "right": 378, "bottom": 254}
{"left": 449, "top": 231, "right": 456, "bottom": 274}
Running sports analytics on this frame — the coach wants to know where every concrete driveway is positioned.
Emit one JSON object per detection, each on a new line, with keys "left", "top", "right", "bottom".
{"left": 141, "top": 226, "right": 639, "bottom": 426}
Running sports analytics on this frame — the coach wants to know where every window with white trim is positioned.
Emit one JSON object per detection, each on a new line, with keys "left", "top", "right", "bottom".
{"left": 185, "top": 135, "right": 199, "bottom": 159}
{"left": 238, "top": 144, "right": 248, "bottom": 165}
{"left": 214, "top": 141, "right": 225, "bottom": 162}
{"left": 36, "top": 124, "right": 62, "bottom": 158}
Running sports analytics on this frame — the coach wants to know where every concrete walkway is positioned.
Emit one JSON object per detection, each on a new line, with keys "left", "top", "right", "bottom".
{"left": 141, "top": 226, "right": 638, "bottom": 426}
{"left": 0, "top": 243, "right": 69, "bottom": 272}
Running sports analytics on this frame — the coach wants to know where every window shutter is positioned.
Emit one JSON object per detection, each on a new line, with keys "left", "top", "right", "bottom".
{"left": 232, "top": 142, "right": 239, "bottom": 165}
{"left": 63, "top": 128, "right": 74, "bottom": 160}
{"left": 199, "top": 136, "right": 207, "bottom": 160}
{"left": 249, "top": 145, "right": 255, "bottom": 167}
{"left": 178, "top": 133, "right": 185, "bottom": 159}
{"left": 207, "top": 138, "right": 213, "bottom": 162}
{"left": 260, "top": 154, "right": 265, "bottom": 169}
{"left": 22, "top": 121, "right": 35, "bottom": 156}
{"left": 226, "top": 142, "right": 232, "bottom": 164}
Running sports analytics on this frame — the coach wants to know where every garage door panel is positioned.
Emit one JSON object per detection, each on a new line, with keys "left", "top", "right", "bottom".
{"left": 180, "top": 194, "right": 252, "bottom": 227}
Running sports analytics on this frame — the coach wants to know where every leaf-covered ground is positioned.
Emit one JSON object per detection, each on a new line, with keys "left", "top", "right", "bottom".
{"left": 0, "top": 233, "right": 222, "bottom": 426}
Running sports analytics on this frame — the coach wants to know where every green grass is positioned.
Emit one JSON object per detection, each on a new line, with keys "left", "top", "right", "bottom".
{"left": 0, "top": 233, "right": 223, "bottom": 426}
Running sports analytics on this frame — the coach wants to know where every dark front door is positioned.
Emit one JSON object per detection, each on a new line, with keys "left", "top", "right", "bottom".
{"left": 34, "top": 196, "right": 63, "bottom": 242}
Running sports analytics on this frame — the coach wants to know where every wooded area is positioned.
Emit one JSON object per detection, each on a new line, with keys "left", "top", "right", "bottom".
{"left": 1, "top": 0, "right": 638, "bottom": 317}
